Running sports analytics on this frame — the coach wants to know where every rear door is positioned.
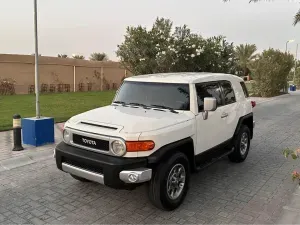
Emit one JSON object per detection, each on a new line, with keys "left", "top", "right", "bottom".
{"left": 218, "top": 80, "right": 239, "bottom": 141}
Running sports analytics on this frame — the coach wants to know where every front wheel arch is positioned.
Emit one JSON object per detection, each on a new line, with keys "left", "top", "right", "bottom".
{"left": 147, "top": 137, "right": 196, "bottom": 172}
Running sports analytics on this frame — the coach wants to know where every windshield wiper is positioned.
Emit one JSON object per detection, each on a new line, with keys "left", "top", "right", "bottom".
{"left": 128, "top": 102, "right": 150, "bottom": 108}
{"left": 150, "top": 104, "right": 179, "bottom": 114}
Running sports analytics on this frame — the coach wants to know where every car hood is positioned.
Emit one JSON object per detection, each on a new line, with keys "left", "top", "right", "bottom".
{"left": 67, "top": 105, "right": 194, "bottom": 133}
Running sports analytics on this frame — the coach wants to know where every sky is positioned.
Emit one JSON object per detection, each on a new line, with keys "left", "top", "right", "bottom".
{"left": 0, "top": 0, "right": 299, "bottom": 61}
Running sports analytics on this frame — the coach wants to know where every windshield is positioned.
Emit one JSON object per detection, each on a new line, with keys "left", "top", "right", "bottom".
{"left": 113, "top": 81, "right": 190, "bottom": 110}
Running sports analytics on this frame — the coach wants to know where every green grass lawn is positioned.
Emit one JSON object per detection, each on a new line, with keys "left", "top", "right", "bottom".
{"left": 0, "top": 91, "right": 116, "bottom": 131}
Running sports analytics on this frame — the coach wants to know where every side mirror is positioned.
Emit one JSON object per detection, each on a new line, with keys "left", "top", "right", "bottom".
{"left": 203, "top": 97, "right": 217, "bottom": 120}
{"left": 204, "top": 97, "right": 217, "bottom": 111}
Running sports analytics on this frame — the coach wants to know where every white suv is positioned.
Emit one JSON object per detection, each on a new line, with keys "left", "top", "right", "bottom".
{"left": 54, "top": 72, "right": 255, "bottom": 211}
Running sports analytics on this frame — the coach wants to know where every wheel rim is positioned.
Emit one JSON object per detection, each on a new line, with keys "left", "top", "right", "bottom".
{"left": 240, "top": 132, "right": 249, "bottom": 155}
{"left": 167, "top": 164, "right": 186, "bottom": 200}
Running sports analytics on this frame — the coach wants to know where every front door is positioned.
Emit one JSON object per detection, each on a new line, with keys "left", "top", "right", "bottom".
{"left": 195, "top": 81, "right": 228, "bottom": 155}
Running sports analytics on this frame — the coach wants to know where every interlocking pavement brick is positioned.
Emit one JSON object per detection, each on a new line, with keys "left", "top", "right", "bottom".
{"left": 9, "top": 215, "right": 28, "bottom": 224}
{"left": 0, "top": 214, "right": 6, "bottom": 222}
{"left": 3, "top": 211, "right": 13, "bottom": 217}
{"left": 46, "top": 210, "right": 61, "bottom": 218}
{"left": 30, "top": 209, "right": 44, "bottom": 217}
{"left": 30, "top": 217, "right": 46, "bottom": 225}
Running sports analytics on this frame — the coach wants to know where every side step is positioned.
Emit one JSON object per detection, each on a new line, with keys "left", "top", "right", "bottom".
{"left": 195, "top": 147, "right": 234, "bottom": 172}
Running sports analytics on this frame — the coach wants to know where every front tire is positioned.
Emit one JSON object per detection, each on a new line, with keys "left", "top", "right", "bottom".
{"left": 228, "top": 125, "right": 251, "bottom": 163}
{"left": 148, "top": 152, "right": 190, "bottom": 211}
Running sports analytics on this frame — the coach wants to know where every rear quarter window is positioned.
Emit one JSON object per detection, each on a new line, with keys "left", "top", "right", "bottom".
{"left": 219, "top": 81, "right": 236, "bottom": 105}
{"left": 240, "top": 81, "right": 249, "bottom": 98}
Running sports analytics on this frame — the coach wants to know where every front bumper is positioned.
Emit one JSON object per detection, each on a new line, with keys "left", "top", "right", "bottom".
{"left": 55, "top": 142, "right": 152, "bottom": 189}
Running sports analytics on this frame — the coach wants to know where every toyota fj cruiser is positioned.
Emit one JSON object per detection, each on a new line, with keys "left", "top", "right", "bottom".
{"left": 54, "top": 72, "right": 255, "bottom": 211}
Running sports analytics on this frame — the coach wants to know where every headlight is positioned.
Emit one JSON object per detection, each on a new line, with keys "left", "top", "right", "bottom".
{"left": 63, "top": 129, "right": 71, "bottom": 143}
{"left": 111, "top": 140, "right": 126, "bottom": 156}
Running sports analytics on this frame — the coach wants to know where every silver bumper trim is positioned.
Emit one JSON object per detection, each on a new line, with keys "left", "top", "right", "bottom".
{"left": 62, "top": 163, "right": 104, "bottom": 184}
{"left": 119, "top": 168, "right": 152, "bottom": 183}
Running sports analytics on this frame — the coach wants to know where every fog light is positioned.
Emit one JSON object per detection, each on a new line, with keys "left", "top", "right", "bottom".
{"left": 128, "top": 173, "right": 139, "bottom": 183}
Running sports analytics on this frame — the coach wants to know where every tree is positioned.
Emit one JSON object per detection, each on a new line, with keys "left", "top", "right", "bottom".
{"left": 116, "top": 17, "right": 172, "bottom": 75}
{"left": 223, "top": 0, "right": 300, "bottom": 26}
{"left": 251, "top": 48, "right": 294, "bottom": 97}
{"left": 72, "top": 54, "right": 85, "bottom": 60}
{"left": 58, "top": 54, "right": 68, "bottom": 58}
{"left": 235, "top": 44, "right": 257, "bottom": 77}
{"left": 89, "top": 52, "right": 108, "bottom": 61}
{"left": 116, "top": 17, "right": 237, "bottom": 75}
{"left": 295, "top": 10, "right": 300, "bottom": 26}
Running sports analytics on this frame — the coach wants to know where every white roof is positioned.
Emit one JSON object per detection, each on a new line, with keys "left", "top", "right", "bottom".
{"left": 125, "top": 72, "right": 243, "bottom": 84}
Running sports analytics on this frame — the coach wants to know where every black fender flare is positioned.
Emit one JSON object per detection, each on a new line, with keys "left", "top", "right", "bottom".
{"left": 233, "top": 112, "right": 254, "bottom": 140}
{"left": 147, "top": 137, "right": 196, "bottom": 170}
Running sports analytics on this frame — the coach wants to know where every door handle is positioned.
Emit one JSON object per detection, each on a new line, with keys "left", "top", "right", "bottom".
{"left": 221, "top": 112, "right": 228, "bottom": 118}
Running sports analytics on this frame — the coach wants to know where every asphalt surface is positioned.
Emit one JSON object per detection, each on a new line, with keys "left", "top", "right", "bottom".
{"left": 1, "top": 93, "right": 300, "bottom": 224}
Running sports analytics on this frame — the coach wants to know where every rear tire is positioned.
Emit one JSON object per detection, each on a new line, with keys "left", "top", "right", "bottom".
{"left": 228, "top": 125, "right": 250, "bottom": 163}
{"left": 70, "top": 174, "right": 90, "bottom": 182}
{"left": 148, "top": 152, "right": 190, "bottom": 211}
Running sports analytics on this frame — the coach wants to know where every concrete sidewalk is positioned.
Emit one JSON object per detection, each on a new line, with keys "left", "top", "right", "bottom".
{"left": 0, "top": 123, "right": 64, "bottom": 171}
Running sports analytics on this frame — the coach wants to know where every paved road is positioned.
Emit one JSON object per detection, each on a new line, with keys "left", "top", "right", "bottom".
{"left": 1, "top": 93, "right": 300, "bottom": 224}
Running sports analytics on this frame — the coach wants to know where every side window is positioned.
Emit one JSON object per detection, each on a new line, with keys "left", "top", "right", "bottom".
{"left": 240, "top": 81, "right": 249, "bottom": 98}
{"left": 220, "top": 81, "right": 236, "bottom": 105}
{"left": 195, "top": 82, "right": 223, "bottom": 111}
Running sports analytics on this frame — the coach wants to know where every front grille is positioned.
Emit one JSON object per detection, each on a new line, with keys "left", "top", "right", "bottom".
{"left": 63, "top": 158, "right": 104, "bottom": 174}
{"left": 72, "top": 134, "right": 109, "bottom": 151}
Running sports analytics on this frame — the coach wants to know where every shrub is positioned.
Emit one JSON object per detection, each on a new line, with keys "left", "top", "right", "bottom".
{"left": 0, "top": 78, "right": 16, "bottom": 95}
{"left": 251, "top": 49, "right": 294, "bottom": 97}
{"left": 116, "top": 17, "right": 237, "bottom": 75}
{"left": 283, "top": 148, "right": 300, "bottom": 184}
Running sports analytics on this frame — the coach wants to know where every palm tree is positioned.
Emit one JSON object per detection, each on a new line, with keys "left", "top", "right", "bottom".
{"left": 89, "top": 52, "right": 108, "bottom": 61}
{"left": 72, "top": 54, "right": 85, "bottom": 60}
{"left": 224, "top": 0, "right": 300, "bottom": 26}
{"left": 58, "top": 54, "right": 68, "bottom": 58}
{"left": 294, "top": 9, "right": 300, "bottom": 26}
{"left": 235, "top": 44, "right": 257, "bottom": 77}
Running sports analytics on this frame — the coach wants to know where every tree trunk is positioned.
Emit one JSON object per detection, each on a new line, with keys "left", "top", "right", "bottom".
{"left": 243, "top": 67, "right": 248, "bottom": 77}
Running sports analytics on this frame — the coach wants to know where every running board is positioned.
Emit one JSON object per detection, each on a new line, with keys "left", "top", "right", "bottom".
{"left": 195, "top": 148, "right": 234, "bottom": 172}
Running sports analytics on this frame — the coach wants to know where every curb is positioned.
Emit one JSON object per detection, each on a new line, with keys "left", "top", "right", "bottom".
{"left": 0, "top": 121, "right": 65, "bottom": 133}
{"left": 251, "top": 93, "right": 291, "bottom": 106}
{"left": 0, "top": 147, "right": 54, "bottom": 171}
{"left": 0, "top": 124, "right": 63, "bottom": 171}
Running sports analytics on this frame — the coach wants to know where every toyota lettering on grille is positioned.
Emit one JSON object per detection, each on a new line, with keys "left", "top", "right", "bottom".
{"left": 82, "top": 138, "right": 97, "bottom": 146}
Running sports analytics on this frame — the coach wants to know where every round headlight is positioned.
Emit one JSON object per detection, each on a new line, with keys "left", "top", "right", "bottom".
{"left": 111, "top": 140, "right": 126, "bottom": 156}
{"left": 63, "top": 129, "right": 71, "bottom": 143}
